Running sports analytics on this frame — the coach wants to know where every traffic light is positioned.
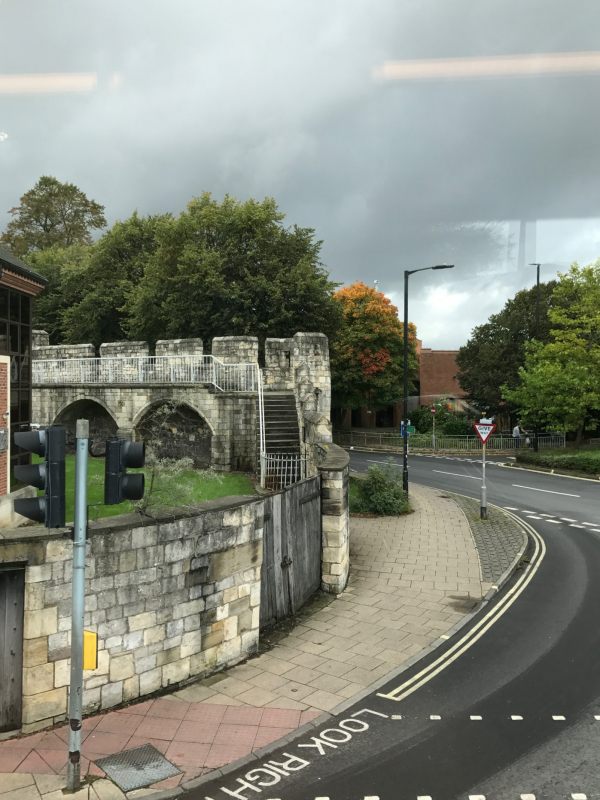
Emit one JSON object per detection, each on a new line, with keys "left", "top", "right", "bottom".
{"left": 13, "top": 426, "right": 66, "bottom": 527}
{"left": 104, "top": 437, "right": 145, "bottom": 505}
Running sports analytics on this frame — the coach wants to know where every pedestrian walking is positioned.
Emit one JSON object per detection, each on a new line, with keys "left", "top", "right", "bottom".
{"left": 512, "top": 422, "right": 522, "bottom": 448}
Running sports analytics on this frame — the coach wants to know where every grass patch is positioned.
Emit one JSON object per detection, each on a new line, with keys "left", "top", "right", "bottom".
{"left": 349, "top": 462, "right": 411, "bottom": 516}
{"left": 516, "top": 447, "right": 600, "bottom": 476}
{"left": 34, "top": 454, "right": 256, "bottom": 522}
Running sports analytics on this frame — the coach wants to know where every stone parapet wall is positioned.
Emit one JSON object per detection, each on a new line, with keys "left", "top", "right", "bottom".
{"left": 155, "top": 338, "right": 204, "bottom": 357}
{"left": 212, "top": 336, "right": 259, "bottom": 364}
{"left": 99, "top": 341, "right": 149, "bottom": 359}
{"left": 2, "top": 494, "right": 264, "bottom": 733}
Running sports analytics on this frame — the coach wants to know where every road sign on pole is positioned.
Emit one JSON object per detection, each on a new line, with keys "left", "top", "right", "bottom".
{"left": 474, "top": 423, "right": 496, "bottom": 445}
{"left": 474, "top": 422, "right": 496, "bottom": 519}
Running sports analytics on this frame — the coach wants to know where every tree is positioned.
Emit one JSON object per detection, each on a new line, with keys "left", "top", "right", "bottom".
{"left": 330, "top": 282, "right": 417, "bottom": 409}
{"left": 125, "top": 193, "right": 341, "bottom": 344}
{"left": 1, "top": 176, "right": 106, "bottom": 255}
{"left": 502, "top": 262, "right": 600, "bottom": 442}
{"left": 29, "top": 244, "right": 92, "bottom": 342}
{"left": 456, "top": 281, "right": 557, "bottom": 414}
{"left": 60, "top": 213, "right": 168, "bottom": 346}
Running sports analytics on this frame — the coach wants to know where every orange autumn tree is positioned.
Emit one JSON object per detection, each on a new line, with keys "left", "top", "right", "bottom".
{"left": 330, "top": 282, "right": 418, "bottom": 410}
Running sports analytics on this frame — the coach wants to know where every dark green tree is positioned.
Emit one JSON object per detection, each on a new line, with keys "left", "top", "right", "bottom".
{"left": 456, "top": 281, "right": 557, "bottom": 414}
{"left": 1, "top": 176, "right": 106, "bottom": 255}
{"left": 125, "top": 193, "right": 341, "bottom": 345}
{"left": 60, "top": 213, "right": 168, "bottom": 346}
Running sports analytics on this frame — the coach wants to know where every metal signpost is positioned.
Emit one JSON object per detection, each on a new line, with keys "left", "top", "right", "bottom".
{"left": 474, "top": 421, "right": 496, "bottom": 520}
{"left": 67, "top": 419, "right": 89, "bottom": 792}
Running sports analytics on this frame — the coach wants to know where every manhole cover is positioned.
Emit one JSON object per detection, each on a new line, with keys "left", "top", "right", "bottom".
{"left": 96, "top": 743, "right": 181, "bottom": 791}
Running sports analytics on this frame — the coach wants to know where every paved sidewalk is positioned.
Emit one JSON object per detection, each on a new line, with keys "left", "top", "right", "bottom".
{"left": 0, "top": 485, "right": 524, "bottom": 799}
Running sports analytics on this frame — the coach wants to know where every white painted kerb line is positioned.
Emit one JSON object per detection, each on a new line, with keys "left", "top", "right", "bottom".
{"left": 512, "top": 483, "right": 580, "bottom": 498}
{"left": 377, "top": 515, "right": 545, "bottom": 703}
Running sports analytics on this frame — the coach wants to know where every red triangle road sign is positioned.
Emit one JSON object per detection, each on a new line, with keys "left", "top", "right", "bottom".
{"left": 474, "top": 422, "right": 496, "bottom": 444}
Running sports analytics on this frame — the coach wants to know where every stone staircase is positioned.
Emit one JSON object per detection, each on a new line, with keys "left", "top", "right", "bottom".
{"left": 259, "top": 391, "right": 301, "bottom": 455}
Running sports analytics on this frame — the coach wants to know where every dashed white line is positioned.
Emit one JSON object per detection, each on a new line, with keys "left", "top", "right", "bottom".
{"left": 432, "top": 469, "right": 481, "bottom": 480}
{"left": 595, "top": 715, "right": 600, "bottom": 720}
{"left": 512, "top": 483, "right": 581, "bottom": 497}
{"left": 582, "top": 522, "right": 598, "bottom": 527}
{"left": 571, "top": 794, "right": 588, "bottom": 800}
{"left": 552, "top": 714, "right": 566, "bottom": 720}
{"left": 545, "top": 519, "right": 562, "bottom": 524}
{"left": 417, "top": 796, "right": 433, "bottom": 800}
{"left": 391, "top": 714, "right": 402, "bottom": 720}
{"left": 470, "top": 715, "right": 482, "bottom": 720}
{"left": 561, "top": 517, "right": 577, "bottom": 522}
{"left": 504, "top": 506, "right": 518, "bottom": 510}
{"left": 538, "top": 513, "right": 555, "bottom": 518}
{"left": 520, "top": 795, "right": 536, "bottom": 800}
{"left": 511, "top": 715, "right": 524, "bottom": 720}
{"left": 570, "top": 524, "right": 585, "bottom": 529}
{"left": 469, "top": 796, "right": 486, "bottom": 800}
{"left": 525, "top": 515, "right": 542, "bottom": 520}
{"left": 429, "top": 714, "right": 441, "bottom": 720}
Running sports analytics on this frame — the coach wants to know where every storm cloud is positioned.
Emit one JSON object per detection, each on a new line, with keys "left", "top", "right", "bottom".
{"left": 1, "top": 0, "right": 599, "bottom": 346}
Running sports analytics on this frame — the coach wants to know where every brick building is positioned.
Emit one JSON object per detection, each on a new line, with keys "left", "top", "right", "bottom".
{"left": 418, "top": 347, "right": 466, "bottom": 409}
{"left": 0, "top": 246, "right": 47, "bottom": 522}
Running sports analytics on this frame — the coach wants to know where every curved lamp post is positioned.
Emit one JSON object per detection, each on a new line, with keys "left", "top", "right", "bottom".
{"left": 402, "top": 264, "right": 455, "bottom": 493}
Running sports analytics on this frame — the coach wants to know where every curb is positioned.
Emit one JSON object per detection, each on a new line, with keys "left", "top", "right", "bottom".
{"left": 162, "top": 493, "right": 534, "bottom": 798}
{"left": 495, "top": 461, "right": 600, "bottom": 482}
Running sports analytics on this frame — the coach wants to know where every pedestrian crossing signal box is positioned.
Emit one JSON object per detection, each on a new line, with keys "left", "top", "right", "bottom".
{"left": 83, "top": 630, "right": 98, "bottom": 670}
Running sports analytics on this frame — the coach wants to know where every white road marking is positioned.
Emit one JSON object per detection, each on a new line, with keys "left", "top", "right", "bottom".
{"left": 561, "top": 517, "right": 577, "bottom": 522}
{"left": 391, "top": 714, "right": 402, "bottom": 719}
{"left": 570, "top": 524, "right": 585, "bottom": 529}
{"left": 552, "top": 714, "right": 566, "bottom": 720}
{"left": 504, "top": 506, "right": 518, "bottom": 510}
{"left": 440, "top": 634, "right": 450, "bottom": 639}
{"left": 469, "top": 796, "right": 486, "bottom": 800}
{"left": 430, "top": 714, "right": 441, "bottom": 720}
{"left": 591, "top": 529, "right": 600, "bottom": 533}
{"left": 545, "top": 519, "right": 562, "bottom": 524}
{"left": 526, "top": 515, "right": 542, "bottom": 520}
{"left": 470, "top": 715, "right": 482, "bottom": 720}
{"left": 417, "top": 796, "right": 433, "bottom": 800}
{"left": 571, "top": 794, "right": 588, "bottom": 799}
{"left": 520, "top": 795, "right": 536, "bottom": 800}
{"left": 432, "top": 469, "right": 481, "bottom": 480}
{"left": 364, "top": 796, "right": 380, "bottom": 799}
{"left": 595, "top": 715, "right": 600, "bottom": 720}
{"left": 512, "top": 483, "right": 580, "bottom": 497}
{"left": 582, "top": 522, "right": 598, "bottom": 527}
{"left": 378, "top": 519, "right": 545, "bottom": 704}
{"left": 511, "top": 715, "right": 524, "bottom": 720}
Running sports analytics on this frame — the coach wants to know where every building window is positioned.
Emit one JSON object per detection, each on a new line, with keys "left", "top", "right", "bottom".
{"left": 0, "top": 287, "right": 33, "bottom": 489}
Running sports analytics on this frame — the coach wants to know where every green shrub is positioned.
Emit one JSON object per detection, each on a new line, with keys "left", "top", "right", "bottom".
{"left": 350, "top": 463, "right": 410, "bottom": 516}
{"left": 516, "top": 448, "right": 600, "bottom": 475}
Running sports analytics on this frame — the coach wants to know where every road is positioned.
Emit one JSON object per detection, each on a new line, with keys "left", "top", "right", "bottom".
{"left": 193, "top": 454, "right": 600, "bottom": 800}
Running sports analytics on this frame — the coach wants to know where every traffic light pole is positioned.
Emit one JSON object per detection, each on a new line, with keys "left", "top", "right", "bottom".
{"left": 67, "top": 419, "right": 89, "bottom": 793}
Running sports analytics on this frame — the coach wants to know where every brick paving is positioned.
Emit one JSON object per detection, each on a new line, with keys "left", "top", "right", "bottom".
{"left": 0, "top": 484, "right": 526, "bottom": 798}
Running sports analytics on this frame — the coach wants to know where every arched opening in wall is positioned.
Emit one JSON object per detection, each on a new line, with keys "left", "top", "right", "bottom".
{"left": 55, "top": 400, "right": 118, "bottom": 453}
{"left": 135, "top": 403, "right": 212, "bottom": 468}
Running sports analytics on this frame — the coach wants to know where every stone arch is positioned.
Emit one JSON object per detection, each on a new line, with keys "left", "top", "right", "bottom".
{"left": 134, "top": 401, "right": 213, "bottom": 468}
{"left": 54, "top": 398, "right": 118, "bottom": 452}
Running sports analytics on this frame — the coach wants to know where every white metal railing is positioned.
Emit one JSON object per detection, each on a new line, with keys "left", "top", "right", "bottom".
{"left": 257, "top": 368, "right": 266, "bottom": 487}
{"left": 263, "top": 452, "right": 307, "bottom": 490}
{"left": 32, "top": 355, "right": 258, "bottom": 392}
{"left": 334, "top": 430, "right": 567, "bottom": 452}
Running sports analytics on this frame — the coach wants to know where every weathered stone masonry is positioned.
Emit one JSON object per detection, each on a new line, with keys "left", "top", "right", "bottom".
{"left": 1, "top": 443, "right": 350, "bottom": 733}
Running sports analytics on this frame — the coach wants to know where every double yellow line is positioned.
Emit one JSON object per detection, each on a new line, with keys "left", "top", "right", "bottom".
{"left": 377, "top": 512, "right": 545, "bottom": 703}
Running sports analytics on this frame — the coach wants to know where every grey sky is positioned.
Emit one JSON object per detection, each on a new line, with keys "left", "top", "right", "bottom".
{"left": 1, "top": 0, "right": 599, "bottom": 347}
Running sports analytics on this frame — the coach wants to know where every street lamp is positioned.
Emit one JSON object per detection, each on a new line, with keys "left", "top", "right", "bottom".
{"left": 402, "top": 264, "right": 454, "bottom": 493}
{"left": 529, "top": 262, "right": 542, "bottom": 452}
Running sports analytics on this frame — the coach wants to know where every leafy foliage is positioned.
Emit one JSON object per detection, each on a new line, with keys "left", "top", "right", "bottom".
{"left": 516, "top": 447, "right": 600, "bottom": 476}
{"left": 410, "top": 401, "right": 472, "bottom": 435}
{"left": 349, "top": 463, "right": 410, "bottom": 516}
{"left": 1, "top": 176, "right": 106, "bottom": 255}
{"left": 456, "top": 281, "right": 557, "bottom": 414}
{"left": 124, "top": 193, "right": 341, "bottom": 344}
{"left": 330, "top": 282, "right": 417, "bottom": 409}
{"left": 502, "top": 262, "right": 600, "bottom": 441}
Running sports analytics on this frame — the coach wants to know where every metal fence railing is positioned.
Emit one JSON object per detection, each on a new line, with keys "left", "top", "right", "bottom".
{"left": 262, "top": 452, "right": 307, "bottom": 490}
{"left": 333, "top": 430, "right": 566, "bottom": 452}
{"left": 32, "top": 355, "right": 259, "bottom": 393}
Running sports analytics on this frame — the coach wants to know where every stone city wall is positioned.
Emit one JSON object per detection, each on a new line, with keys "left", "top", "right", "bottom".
{"left": 0, "top": 443, "right": 350, "bottom": 734}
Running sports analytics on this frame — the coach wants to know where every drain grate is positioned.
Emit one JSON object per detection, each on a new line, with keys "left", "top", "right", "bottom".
{"left": 96, "top": 743, "right": 181, "bottom": 791}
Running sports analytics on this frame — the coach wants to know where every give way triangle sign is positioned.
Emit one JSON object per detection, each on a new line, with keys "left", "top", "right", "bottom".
{"left": 474, "top": 422, "right": 496, "bottom": 444}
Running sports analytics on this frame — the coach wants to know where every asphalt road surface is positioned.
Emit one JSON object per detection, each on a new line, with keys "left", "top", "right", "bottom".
{"left": 193, "top": 454, "right": 600, "bottom": 800}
